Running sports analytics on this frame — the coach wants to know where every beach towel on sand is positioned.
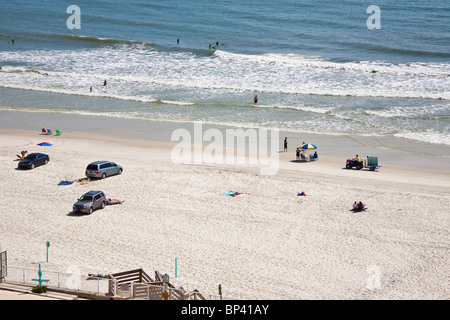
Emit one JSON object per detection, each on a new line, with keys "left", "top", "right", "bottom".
{"left": 58, "top": 180, "right": 74, "bottom": 186}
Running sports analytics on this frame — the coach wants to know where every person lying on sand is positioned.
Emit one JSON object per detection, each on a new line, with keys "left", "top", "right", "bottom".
{"left": 16, "top": 150, "right": 28, "bottom": 159}
{"left": 106, "top": 198, "right": 124, "bottom": 205}
{"left": 225, "top": 191, "right": 246, "bottom": 197}
{"left": 230, "top": 192, "right": 249, "bottom": 197}
{"left": 75, "top": 178, "right": 90, "bottom": 184}
{"left": 88, "top": 273, "right": 110, "bottom": 279}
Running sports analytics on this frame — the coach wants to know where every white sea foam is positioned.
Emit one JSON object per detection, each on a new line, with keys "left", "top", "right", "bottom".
{"left": 364, "top": 104, "right": 450, "bottom": 119}
{"left": 1, "top": 47, "right": 449, "bottom": 100}
{"left": 394, "top": 131, "right": 450, "bottom": 145}
{"left": 160, "top": 100, "right": 197, "bottom": 106}
{"left": 0, "top": 46, "right": 449, "bottom": 145}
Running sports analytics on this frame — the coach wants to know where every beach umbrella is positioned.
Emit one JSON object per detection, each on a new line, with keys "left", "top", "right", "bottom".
{"left": 300, "top": 143, "right": 317, "bottom": 150}
{"left": 37, "top": 142, "right": 52, "bottom": 152}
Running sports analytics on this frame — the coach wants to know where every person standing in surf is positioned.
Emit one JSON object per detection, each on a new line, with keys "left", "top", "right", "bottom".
{"left": 254, "top": 95, "right": 258, "bottom": 104}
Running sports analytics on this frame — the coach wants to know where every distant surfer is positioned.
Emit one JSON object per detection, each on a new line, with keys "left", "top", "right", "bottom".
{"left": 177, "top": 38, "right": 180, "bottom": 44}
{"left": 9, "top": 39, "right": 15, "bottom": 44}
{"left": 90, "top": 86, "right": 93, "bottom": 92}
{"left": 216, "top": 41, "right": 219, "bottom": 47}
{"left": 254, "top": 95, "right": 258, "bottom": 104}
{"left": 103, "top": 79, "right": 107, "bottom": 86}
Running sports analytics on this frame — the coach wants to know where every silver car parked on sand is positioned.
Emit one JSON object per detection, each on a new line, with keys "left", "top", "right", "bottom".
{"left": 72, "top": 190, "right": 106, "bottom": 215}
{"left": 85, "top": 161, "right": 123, "bottom": 179}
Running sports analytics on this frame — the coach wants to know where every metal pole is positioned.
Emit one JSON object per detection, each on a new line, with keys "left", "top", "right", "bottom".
{"left": 175, "top": 257, "right": 178, "bottom": 278}
{"left": 46, "top": 241, "right": 50, "bottom": 263}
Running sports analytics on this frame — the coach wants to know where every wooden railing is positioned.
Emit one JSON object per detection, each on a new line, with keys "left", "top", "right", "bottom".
{"left": 111, "top": 268, "right": 154, "bottom": 284}
{"left": 108, "top": 268, "right": 205, "bottom": 300}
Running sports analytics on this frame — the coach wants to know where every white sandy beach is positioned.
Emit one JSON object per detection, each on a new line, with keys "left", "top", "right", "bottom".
{"left": 0, "top": 127, "right": 449, "bottom": 300}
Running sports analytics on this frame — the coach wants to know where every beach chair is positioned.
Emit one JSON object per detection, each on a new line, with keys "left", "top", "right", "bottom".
{"left": 16, "top": 150, "right": 28, "bottom": 159}
{"left": 41, "top": 128, "right": 48, "bottom": 134}
{"left": 47, "top": 129, "right": 52, "bottom": 135}
{"left": 55, "top": 130, "right": 62, "bottom": 136}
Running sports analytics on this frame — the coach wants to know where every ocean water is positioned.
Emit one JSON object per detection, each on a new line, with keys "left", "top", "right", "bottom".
{"left": 0, "top": 0, "right": 449, "bottom": 145}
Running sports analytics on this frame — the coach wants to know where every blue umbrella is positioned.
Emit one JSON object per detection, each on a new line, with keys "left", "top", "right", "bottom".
{"left": 37, "top": 142, "right": 52, "bottom": 146}
{"left": 37, "top": 142, "right": 52, "bottom": 152}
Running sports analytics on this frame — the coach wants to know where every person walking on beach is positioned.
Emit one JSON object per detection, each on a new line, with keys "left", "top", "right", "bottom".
{"left": 296, "top": 147, "right": 300, "bottom": 160}
{"left": 284, "top": 137, "right": 288, "bottom": 152}
{"left": 254, "top": 95, "right": 258, "bottom": 104}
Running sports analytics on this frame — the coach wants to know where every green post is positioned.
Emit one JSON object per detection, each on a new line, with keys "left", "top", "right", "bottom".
{"left": 32, "top": 264, "right": 49, "bottom": 288}
{"left": 46, "top": 241, "right": 50, "bottom": 262}
{"left": 175, "top": 257, "right": 178, "bottom": 278}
